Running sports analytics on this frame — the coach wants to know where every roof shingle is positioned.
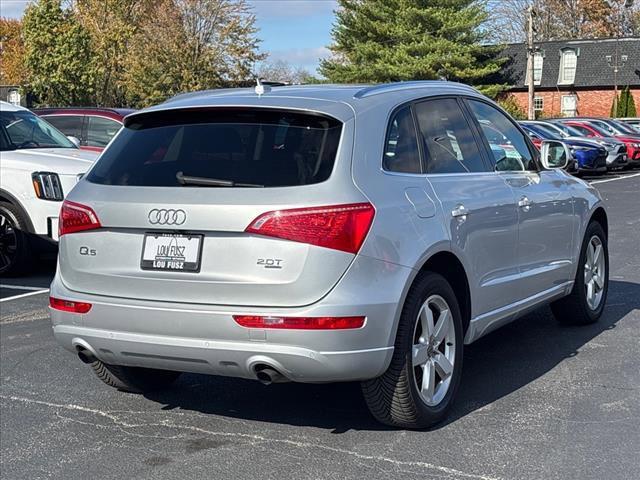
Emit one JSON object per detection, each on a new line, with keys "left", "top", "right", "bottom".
{"left": 499, "top": 37, "right": 640, "bottom": 89}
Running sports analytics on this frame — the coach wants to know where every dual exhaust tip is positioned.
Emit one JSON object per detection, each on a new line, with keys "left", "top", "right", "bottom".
{"left": 77, "top": 348, "right": 287, "bottom": 386}
{"left": 76, "top": 346, "right": 289, "bottom": 385}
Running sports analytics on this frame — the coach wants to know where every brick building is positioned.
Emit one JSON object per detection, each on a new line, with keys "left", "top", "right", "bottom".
{"left": 499, "top": 37, "right": 640, "bottom": 117}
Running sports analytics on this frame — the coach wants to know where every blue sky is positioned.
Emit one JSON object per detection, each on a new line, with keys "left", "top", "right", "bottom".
{"left": 0, "top": 0, "right": 337, "bottom": 73}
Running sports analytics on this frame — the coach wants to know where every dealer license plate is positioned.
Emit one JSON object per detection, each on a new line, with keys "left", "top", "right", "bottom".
{"left": 140, "top": 233, "right": 203, "bottom": 272}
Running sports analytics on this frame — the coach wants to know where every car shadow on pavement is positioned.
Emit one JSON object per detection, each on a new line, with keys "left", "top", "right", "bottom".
{"left": 440, "top": 279, "right": 639, "bottom": 428}
{"left": 143, "top": 280, "right": 639, "bottom": 433}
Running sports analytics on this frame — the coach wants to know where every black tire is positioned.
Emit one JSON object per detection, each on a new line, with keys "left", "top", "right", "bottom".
{"left": 0, "top": 202, "right": 33, "bottom": 276}
{"left": 551, "top": 221, "right": 608, "bottom": 325}
{"left": 361, "top": 272, "right": 464, "bottom": 429}
{"left": 90, "top": 360, "right": 181, "bottom": 393}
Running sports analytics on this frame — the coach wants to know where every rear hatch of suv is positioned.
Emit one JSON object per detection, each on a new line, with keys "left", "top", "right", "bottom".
{"left": 58, "top": 106, "right": 373, "bottom": 307}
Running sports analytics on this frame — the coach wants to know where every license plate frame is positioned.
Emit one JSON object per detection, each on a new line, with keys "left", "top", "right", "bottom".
{"left": 140, "top": 232, "right": 204, "bottom": 273}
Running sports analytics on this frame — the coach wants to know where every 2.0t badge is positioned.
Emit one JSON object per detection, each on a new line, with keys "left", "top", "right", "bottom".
{"left": 148, "top": 209, "right": 187, "bottom": 226}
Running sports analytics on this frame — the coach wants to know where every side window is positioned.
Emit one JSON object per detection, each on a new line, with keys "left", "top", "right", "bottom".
{"left": 42, "top": 115, "right": 83, "bottom": 140}
{"left": 414, "top": 98, "right": 487, "bottom": 174}
{"left": 383, "top": 106, "right": 422, "bottom": 173}
{"left": 524, "top": 129, "right": 540, "bottom": 141}
{"left": 467, "top": 100, "right": 536, "bottom": 172}
{"left": 571, "top": 124, "right": 592, "bottom": 136}
{"left": 87, "top": 116, "right": 121, "bottom": 148}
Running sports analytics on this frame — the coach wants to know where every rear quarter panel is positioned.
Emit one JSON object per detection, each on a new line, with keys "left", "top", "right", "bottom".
{"left": 350, "top": 97, "right": 452, "bottom": 346}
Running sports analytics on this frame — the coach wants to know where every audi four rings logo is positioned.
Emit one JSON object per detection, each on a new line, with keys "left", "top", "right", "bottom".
{"left": 148, "top": 209, "right": 187, "bottom": 225}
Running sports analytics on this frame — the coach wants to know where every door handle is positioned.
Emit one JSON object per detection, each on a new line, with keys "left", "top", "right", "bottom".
{"left": 451, "top": 204, "right": 469, "bottom": 220}
{"left": 518, "top": 196, "right": 532, "bottom": 212}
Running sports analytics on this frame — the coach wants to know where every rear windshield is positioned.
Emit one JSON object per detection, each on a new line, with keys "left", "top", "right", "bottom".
{"left": 87, "top": 109, "right": 342, "bottom": 187}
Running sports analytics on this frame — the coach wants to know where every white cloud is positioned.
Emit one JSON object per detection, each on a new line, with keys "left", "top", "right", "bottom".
{"left": 248, "top": 0, "right": 337, "bottom": 19}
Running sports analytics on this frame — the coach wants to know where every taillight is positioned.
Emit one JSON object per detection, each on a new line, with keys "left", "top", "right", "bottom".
{"left": 59, "top": 200, "right": 101, "bottom": 236}
{"left": 245, "top": 203, "right": 375, "bottom": 254}
{"left": 50, "top": 297, "right": 92, "bottom": 314}
{"left": 32, "top": 172, "right": 64, "bottom": 201}
{"left": 233, "top": 315, "right": 365, "bottom": 330}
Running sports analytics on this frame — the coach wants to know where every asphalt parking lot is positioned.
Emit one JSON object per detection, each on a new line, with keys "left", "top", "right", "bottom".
{"left": 1, "top": 172, "right": 639, "bottom": 480}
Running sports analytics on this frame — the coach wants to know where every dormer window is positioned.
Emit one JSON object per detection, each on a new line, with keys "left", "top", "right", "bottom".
{"left": 526, "top": 52, "right": 544, "bottom": 86}
{"left": 559, "top": 48, "right": 578, "bottom": 85}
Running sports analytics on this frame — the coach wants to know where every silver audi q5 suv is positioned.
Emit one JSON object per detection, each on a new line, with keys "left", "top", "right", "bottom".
{"left": 51, "top": 82, "right": 609, "bottom": 428}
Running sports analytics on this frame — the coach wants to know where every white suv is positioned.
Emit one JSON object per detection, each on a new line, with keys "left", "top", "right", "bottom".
{"left": 0, "top": 101, "right": 98, "bottom": 275}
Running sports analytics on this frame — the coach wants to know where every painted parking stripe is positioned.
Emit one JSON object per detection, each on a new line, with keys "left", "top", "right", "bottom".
{"left": 1, "top": 284, "right": 50, "bottom": 291}
{"left": 0, "top": 289, "right": 49, "bottom": 303}
{"left": 590, "top": 172, "right": 640, "bottom": 184}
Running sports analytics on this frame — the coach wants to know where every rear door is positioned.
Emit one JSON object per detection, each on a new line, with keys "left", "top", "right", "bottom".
{"left": 59, "top": 107, "right": 366, "bottom": 307}
{"left": 465, "top": 99, "right": 575, "bottom": 297}
{"left": 414, "top": 97, "right": 521, "bottom": 316}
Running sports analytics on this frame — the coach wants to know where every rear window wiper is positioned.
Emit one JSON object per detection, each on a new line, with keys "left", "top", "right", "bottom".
{"left": 176, "top": 171, "right": 263, "bottom": 188}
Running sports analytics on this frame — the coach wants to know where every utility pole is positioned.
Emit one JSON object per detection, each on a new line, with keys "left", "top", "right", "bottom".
{"left": 526, "top": 5, "right": 536, "bottom": 120}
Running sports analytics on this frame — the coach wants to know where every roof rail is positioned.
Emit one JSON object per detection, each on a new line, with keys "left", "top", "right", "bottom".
{"left": 353, "top": 81, "right": 478, "bottom": 99}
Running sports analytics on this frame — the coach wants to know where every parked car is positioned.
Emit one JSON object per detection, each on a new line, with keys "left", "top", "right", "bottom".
{"left": 32, "top": 107, "right": 135, "bottom": 152}
{"left": 619, "top": 117, "right": 640, "bottom": 133}
{"left": 583, "top": 117, "right": 640, "bottom": 138}
{"left": 50, "top": 82, "right": 608, "bottom": 429}
{"left": 556, "top": 119, "right": 640, "bottom": 168}
{"left": 0, "top": 101, "right": 98, "bottom": 275}
{"left": 520, "top": 122, "right": 606, "bottom": 175}
{"left": 524, "top": 120, "right": 628, "bottom": 170}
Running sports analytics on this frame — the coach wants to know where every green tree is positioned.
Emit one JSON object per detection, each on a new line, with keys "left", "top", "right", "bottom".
{"left": 319, "top": 0, "right": 504, "bottom": 92}
{"left": 615, "top": 86, "right": 637, "bottom": 117}
{"left": 22, "top": 0, "right": 96, "bottom": 106}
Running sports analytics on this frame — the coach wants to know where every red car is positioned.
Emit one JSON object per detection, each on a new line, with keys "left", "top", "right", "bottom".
{"left": 561, "top": 120, "right": 640, "bottom": 167}
{"left": 33, "top": 107, "right": 135, "bottom": 152}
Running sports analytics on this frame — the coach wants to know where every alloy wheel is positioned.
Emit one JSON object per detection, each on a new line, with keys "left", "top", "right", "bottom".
{"left": 0, "top": 213, "right": 18, "bottom": 274}
{"left": 584, "top": 235, "right": 606, "bottom": 310}
{"left": 412, "top": 295, "right": 456, "bottom": 406}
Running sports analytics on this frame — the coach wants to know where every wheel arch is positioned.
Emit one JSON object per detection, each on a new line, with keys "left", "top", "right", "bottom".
{"left": 0, "top": 188, "right": 35, "bottom": 233}
{"left": 589, "top": 206, "right": 608, "bottom": 238}
{"left": 411, "top": 250, "right": 472, "bottom": 336}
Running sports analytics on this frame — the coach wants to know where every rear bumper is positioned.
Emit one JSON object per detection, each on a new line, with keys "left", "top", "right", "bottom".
{"left": 52, "top": 324, "right": 393, "bottom": 383}
{"left": 605, "top": 152, "right": 627, "bottom": 169}
{"left": 50, "top": 254, "right": 411, "bottom": 383}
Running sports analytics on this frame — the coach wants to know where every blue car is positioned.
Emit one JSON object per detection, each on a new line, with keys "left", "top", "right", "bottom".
{"left": 520, "top": 123, "right": 607, "bottom": 175}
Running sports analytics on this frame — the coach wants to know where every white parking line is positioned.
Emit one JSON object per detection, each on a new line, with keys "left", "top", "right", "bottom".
{"left": 0, "top": 284, "right": 50, "bottom": 291}
{"left": 590, "top": 172, "right": 640, "bottom": 184}
{"left": 0, "top": 289, "right": 49, "bottom": 303}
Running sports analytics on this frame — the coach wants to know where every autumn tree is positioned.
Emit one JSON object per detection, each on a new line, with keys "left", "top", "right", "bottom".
{"left": 487, "top": 0, "right": 640, "bottom": 43}
{"left": 0, "top": 18, "right": 29, "bottom": 86}
{"left": 75, "top": 0, "right": 155, "bottom": 106}
{"left": 23, "top": 0, "right": 96, "bottom": 105}
{"left": 123, "top": 0, "right": 264, "bottom": 107}
{"left": 257, "top": 59, "right": 312, "bottom": 84}
{"left": 319, "top": 0, "right": 504, "bottom": 94}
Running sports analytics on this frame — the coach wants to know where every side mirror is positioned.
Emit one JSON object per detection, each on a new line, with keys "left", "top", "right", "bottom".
{"left": 67, "top": 136, "right": 81, "bottom": 148}
{"left": 540, "top": 140, "right": 569, "bottom": 169}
